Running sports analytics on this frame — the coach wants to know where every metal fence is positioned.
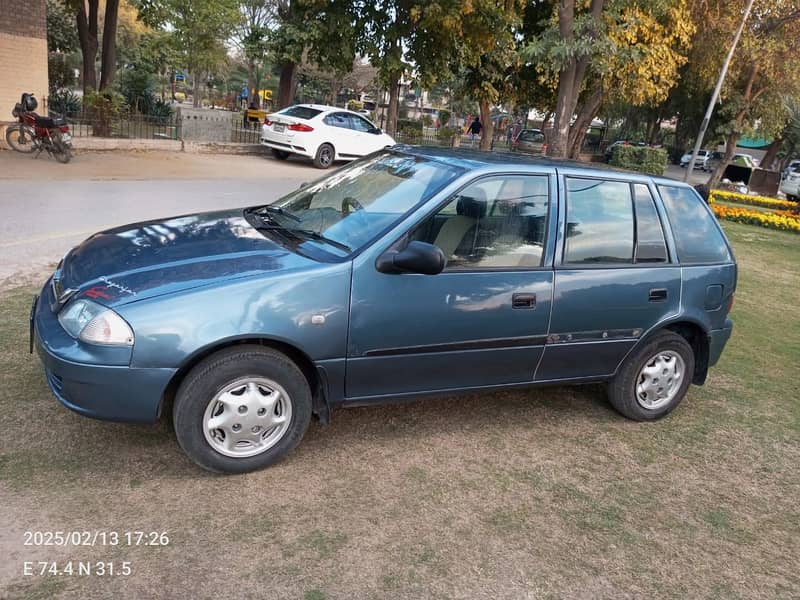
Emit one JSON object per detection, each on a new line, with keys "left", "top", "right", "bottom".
{"left": 66, "top": 111, "right": 182, "bottom": 140}
{"left": 394, "top": 130, "right": 513, "bottom": 151}
{"left": 230, "top": 114, "right": 262, "bottom": 144}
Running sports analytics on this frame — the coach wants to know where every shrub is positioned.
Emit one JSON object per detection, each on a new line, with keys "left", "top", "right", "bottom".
{"left": 437, "top": 109, "right": 451, "bottom": 128}
{"left": 346, "top": 99, "right": 363, "bottom": 111}
{"left": 83, "top": 90, "right": 125, "bottom": 137}
{"left": 48, "top": 89, "right": 81, "bottom": 117}
{"left": 421, "top": 114, "right": 433, "bottom": 128}
{"left": 437, "top": 126, "right": 459, "bottom": 141}
{"left": 709, "top": 190, "right": 796, "bottom": 211}
{"left": 610, "top": 145, "right": 668, "bottom": 175}
{"left": 397, "top": 118, "right": 422, "bottom": 133}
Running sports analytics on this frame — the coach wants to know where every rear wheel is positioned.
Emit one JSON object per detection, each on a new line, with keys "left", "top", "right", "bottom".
{"left": 51, "top": 132, "right": 71, "bottom": 164}
{"left": 272, "top": 148, "right": 290, "bottom": 160}
{"left": 5, "top": 124, "right": 37, "bottom": 153}
{"left": 173, "top": 346, "right": 312, "bottom": 473}
{"left": 607, "top": 331, "right": 694, "bottom": 421}
{"left": 313, "top": 143, "right": 335, "bottom": 169}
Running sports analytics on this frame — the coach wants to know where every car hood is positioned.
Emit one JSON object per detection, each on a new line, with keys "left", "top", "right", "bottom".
{"left": 58, "top": 209, "right": 317, "bottom": 308}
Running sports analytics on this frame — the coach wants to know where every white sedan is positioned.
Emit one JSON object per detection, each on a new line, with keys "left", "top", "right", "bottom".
{"left": 261, "top": 104, "right": 396, "bottom": 169}
{"left": 679, "top": 149, "right": 711, "bottom": 170}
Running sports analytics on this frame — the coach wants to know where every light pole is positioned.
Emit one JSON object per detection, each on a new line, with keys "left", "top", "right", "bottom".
{"left": 684, "top": 0, "right": 755, "bottom": 180}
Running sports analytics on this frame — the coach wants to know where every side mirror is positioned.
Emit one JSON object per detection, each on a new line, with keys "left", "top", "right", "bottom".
{"left": 376, "top": 241, "right": 446, "bottom": 275}
{"left": 370, "top": 127, "right": 382, "bottom": 135}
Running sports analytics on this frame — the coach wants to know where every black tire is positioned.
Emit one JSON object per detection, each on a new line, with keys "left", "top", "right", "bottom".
{"left": 5, "top": 124, "right": 37, "bottom": 153}
{"left": 173, "top": 346, "right": 312, "bottom": 473}
{"left": 313, "top": 143, "right": 335, "bottom": 169}
{"left": 607, "top": 330, "right": 695, "bottom": 421}
{"left": 272, "top": 148, "right": 290, "bottom": 160}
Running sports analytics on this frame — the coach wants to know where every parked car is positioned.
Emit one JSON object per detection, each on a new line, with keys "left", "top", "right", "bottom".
{"left": 780, "top": 164, "right": 800, "bottom": 201}
{"left": 605, "top": 140, "right": 631, "bottom": 162}
{"left": 705, "top": 152, "right": 757, "bottom": 173}
{"left": 511, "top": 128, "right": 547, "bottom": 154}
{"left": 782, "top": 159, "right": 800, "bottom": 179}
{"left": 679, "top": 149, "right": 711, "bottom": 169}
{"left": 32, "top": 148, "right": 737, "bottom": 473}
{"left": 260, "top": 103, "right": 396, "bottom": 169}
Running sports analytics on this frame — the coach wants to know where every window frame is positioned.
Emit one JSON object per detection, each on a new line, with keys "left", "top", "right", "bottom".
{"left": 397, "top": 172, "right": 556, "bottom": 273}
{"left": 557, "top": 174, "right": 676, "bottom": 270}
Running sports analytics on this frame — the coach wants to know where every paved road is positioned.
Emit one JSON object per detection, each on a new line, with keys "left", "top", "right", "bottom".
{"left": 0, "top": 178, "right": 308, "bottom": 282}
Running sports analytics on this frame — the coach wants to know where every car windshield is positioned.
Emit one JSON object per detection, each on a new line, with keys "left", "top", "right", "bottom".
{"left": 278, "top": 106, "right": 322, "bottom": 120}
{"left": 253, "top": 151, "right": 462, "bottom": 257}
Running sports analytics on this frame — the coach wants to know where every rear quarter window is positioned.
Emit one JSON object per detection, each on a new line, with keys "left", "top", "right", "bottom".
{"left": 658, "top": 185, "right": 732, "bottom": 264}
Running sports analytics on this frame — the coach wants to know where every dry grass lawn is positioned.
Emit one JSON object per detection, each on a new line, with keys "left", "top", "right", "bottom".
{"left": 0, "top": 221, "right": 798, "bottom": 599}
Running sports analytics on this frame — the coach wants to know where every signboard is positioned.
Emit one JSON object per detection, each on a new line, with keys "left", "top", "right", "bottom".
{"left": 174, "top": 73, "right": 185, "bottom": 82}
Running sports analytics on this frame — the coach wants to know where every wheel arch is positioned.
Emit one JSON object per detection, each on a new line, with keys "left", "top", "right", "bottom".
{"left": 617, "top": 319, "right": 710, "bottom": 385}
{"left": 160, "top": 336, "right": 328, "bottom": 423}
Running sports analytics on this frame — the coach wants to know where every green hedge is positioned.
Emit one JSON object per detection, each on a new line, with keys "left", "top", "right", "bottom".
{"left": 609, "top": 145, "right": 668, "bottom": 175}
{"left": 397, "top": 118, "right": 423, "bottom": 133}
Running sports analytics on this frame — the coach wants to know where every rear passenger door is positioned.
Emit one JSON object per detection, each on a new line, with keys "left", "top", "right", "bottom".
{"left": 323, "top": 112, "right": 357, "bottom": 156}
{"left": 535, "top": 174, "right": 681, "bottom": 381}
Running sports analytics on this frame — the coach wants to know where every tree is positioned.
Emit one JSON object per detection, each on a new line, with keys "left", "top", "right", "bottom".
{"left": 138, "top": 0, "right": 241, "bottom": 107}
{"left": 67, "top": 0, "right": 122, "bottom": 92}
{"left": 524, "top": 0, "right": 694, "bottom": 158}
{"left": 704, "top": 0, "right": 800, "bottom": 188}
{"left": 232, "top": 1, "right": 278, "bottom": 103}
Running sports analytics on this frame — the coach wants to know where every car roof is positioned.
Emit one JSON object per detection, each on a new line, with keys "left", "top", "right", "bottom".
{"left": 285, "top": 103, "right": 364, "bottom": 117}
{"left": 391, "top": 145, "right": 691, "bottom": 187}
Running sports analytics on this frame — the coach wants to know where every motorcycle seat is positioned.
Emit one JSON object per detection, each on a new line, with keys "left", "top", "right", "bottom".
{"left": 35, "top": 115, "right": 67, "bottom": 128}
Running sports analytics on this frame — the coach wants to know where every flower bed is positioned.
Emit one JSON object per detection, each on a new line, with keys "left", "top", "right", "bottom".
{"left": 711, "top": 204, "right": 800, "bottom": 234}
{"left": 709, "top": 189, "right": 796, "bottom": 211}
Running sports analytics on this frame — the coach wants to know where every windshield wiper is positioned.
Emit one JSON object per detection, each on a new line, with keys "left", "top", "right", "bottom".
{"left": 286, "top": 228, "right": 351, "bottom": 253}
{"left": 258, "top": 205, "right": 301, "bottom": 223}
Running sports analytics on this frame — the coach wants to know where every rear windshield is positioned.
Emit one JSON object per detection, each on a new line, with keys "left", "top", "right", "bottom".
{"left": 278, "top": 106, "right": 322, "bottom": 120}
{"left": 658, "top": 185, "right": 732, "bottom": 265}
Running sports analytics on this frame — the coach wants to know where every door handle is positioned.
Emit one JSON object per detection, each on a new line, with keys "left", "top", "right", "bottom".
{"left": 512, "top": 293, "right": 536, "bottom": 309}
{"left": 649, "top": 288, "right": 668, "bottom": 302}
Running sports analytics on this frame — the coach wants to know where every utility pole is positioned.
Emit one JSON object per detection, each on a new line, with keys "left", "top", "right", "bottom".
{"left": 684, "top": 0, "right": 755, "bottom": 180}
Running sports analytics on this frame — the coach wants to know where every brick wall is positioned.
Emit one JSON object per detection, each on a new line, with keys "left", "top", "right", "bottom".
{"left": 0, "top": 0, "right": 49, "bottom": 123}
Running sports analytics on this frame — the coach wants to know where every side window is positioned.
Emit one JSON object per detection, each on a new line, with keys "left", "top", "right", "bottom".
{"left": 658, "top": 185, "right": 731, "bottom": 264}
{"left": 633, "top": 184, "right": 668, "bottom": 263}
{"left": 349, "top": 115, "right": 374, "bottom": 132}
{"left": 413, "top": 175, "right": 550, "bottom": 269}
{"left": 323, "top": 113, "right": 350, "bottom": 129}
{"left": 564, "top": 178, "right": 633, "bottom": 264}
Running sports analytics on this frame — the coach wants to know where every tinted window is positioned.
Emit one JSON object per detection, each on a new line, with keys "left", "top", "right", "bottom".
{"left": 278, "top": 106, "right": 322, "bottom": 120}
{"left": 349, "top": 115, "right": 375, "bottom": 132}
{"left": 414, "top": 175, "right": 550, "bottom": 269}
{"left": 519, "top": 131, "right": 544, "bottom": 143}
{"left": 564, "top": 178, "right": 633, "bottom": 264}
{"left": 633, "top": 184, "right": 668, "bottom": 263}
{"left": 658, "top": 185, "right": 731, "bottom": 264}
{"left": 323, "top": 113, "right": 350, "bottom": 129}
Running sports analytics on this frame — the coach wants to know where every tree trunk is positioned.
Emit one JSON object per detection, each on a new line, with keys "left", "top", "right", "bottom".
{"left": 547, "top": 0, "right": 605, "bottom": 158}
{"left": 540, "top": 110, "right": 552, "bottom": 130}
{"left": 708, "top": 133, "right": 740, "bottom": 189}
{"left": 385, "top": 73, "right": 401, "bottom": 137}
{"left": 193, "top": 72, "right": 202, "bottom": 108}
{"left": 277, "top": 62, "right": 297, "bottom": 109}
{"left": 99, "top": 0, "right": 119, "bottom": 90}
{"left": 758, "top": 139, "right": 781, "bottom": 171}
{"left": 567, "top": 84, "right": 603, "bottom": 159}
{"left": 76, "top": 0, "right": 99, "bottom": 93}
{"left": 479, "top": 100, "right": 492, "bottom": 151}
{"left": 247, "top": 60, "right": 256, "bottom": 107}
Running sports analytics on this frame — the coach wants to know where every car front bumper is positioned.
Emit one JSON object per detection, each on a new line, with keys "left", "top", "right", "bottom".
{"left": 33, "top": 285, "right": 176, "bottom": 424}
{"left": 708, "top": 319, "right": 734, "bottom": 367}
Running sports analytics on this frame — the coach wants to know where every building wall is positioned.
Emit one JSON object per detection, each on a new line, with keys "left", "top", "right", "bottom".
{"left": 0, "top": 0, "right": 49, "bottom": 122}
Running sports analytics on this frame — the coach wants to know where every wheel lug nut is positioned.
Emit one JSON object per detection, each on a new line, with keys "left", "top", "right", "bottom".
{"left": 252, "top": 426, "right": 261, "bottom": 433}
{"left": 238, "top": 405, "right": 247, "bottom": 414}
{"left": 232, "top": 424, "right": 241, "bottom": 432}
{"left": 257, "top": 408, "right": 266, "bottom": 416}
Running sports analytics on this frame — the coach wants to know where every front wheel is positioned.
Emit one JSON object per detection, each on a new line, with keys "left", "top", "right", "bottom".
{"left": 5, "top": 124, "right": 37, "bottom": 153}
{"left": 607, "top": 331, "right": 694, "bottom": 421}
{"left": 313, "top": 143, "right": 335, "bottom": 169}
{"left": 173, "top": 346, "right": 312, "bottom": 473}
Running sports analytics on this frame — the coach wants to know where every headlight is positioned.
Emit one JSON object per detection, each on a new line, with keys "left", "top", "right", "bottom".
{"left": 58, "top": 299, "right": 134, "bottom": 346}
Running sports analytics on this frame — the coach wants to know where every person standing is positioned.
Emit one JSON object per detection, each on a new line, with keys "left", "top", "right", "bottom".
{"left": 468, "top": 116, "right": 482, "bottom": 147}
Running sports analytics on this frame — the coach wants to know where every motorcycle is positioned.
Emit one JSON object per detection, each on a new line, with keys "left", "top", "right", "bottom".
{"left": 5, "top": 93, "right": 73, "bottom": 163}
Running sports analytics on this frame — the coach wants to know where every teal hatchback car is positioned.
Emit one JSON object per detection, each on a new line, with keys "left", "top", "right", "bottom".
{"left": 33, "top": 147, "right": 736, "bottom": 473}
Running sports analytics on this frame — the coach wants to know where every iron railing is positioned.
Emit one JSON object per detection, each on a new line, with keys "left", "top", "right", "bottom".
{"left": 230, "top": 114, "right": 262, "bottom": 144}
{"left": 65, "top": 110, "right": 181, "bottom": 139}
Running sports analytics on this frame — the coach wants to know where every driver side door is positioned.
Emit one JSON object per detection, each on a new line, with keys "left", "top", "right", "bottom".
{"left": 345, "top": 172, "right": 557, "bottom": 401}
